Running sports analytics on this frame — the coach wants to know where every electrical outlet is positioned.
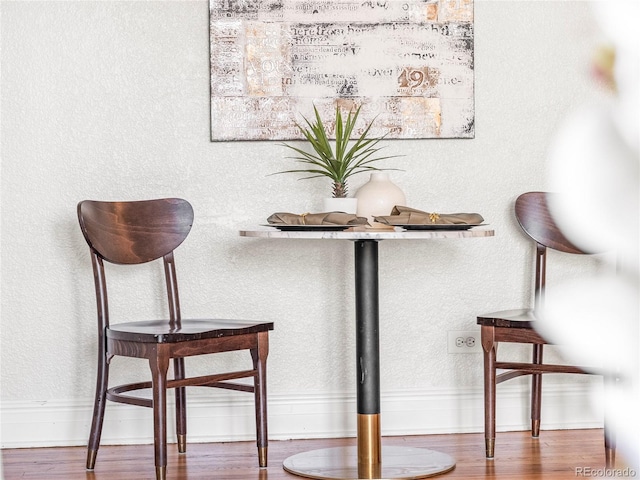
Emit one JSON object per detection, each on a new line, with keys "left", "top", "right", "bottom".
{"left": 447, "top": 330, "right": 482, "bottom": 354}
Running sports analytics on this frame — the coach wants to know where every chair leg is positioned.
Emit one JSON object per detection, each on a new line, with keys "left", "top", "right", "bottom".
{"left": 604, "top": 375, "right": 617, "bottom": 468}
{"left": 481, "top": 326, "right": 496, "bottom": 459}
{"left": 150, "top": 348, "right": 170, "bottom": 480}
{"left": 251, "top": 331, "right": 270, "bottom": 468}
{"left": 531, "top": 345, "right": 543, "bottom": 438}
{"left": 173, "top": 357, "right": 187, "bottom": 453}
{"left": 86, "top": 350, "right": 109, "bottom": 470}
{"left": 605, "top": 438, "right": 616, "bottom": 469}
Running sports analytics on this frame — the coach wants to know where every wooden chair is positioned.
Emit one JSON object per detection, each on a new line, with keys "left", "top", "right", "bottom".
{"left": 77, "top": 198, "right": 273, "bottom": 480}
{"left": 477, "top": 191, "right": 614, "bottom": 466}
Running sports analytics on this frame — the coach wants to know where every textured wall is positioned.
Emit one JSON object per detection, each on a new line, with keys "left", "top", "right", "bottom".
{"left": 0, "top": 1, "right": 608, "bottom": 444}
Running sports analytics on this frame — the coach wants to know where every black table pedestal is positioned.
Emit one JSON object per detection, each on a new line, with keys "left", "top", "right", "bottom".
{"left": 283, "top": 240, "right": 456, "bottom": 479}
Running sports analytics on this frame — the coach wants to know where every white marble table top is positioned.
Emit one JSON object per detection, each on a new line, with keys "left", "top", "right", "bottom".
{"left": 239, "top": 226, "right": 495, "bottom": 240}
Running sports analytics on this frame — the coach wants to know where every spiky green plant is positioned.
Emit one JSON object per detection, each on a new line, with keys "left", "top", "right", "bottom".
{"left": 276, "top": 105, "right": 400, "bottom": 198}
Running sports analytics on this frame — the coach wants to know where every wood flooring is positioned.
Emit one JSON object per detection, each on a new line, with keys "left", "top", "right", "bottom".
{"left": 2, "top": 429, "right": 620, "bottom": 479}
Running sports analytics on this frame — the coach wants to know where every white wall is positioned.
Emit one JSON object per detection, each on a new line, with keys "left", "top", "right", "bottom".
{"left": 0, "top": 0, "right": 609, "bottom": 448}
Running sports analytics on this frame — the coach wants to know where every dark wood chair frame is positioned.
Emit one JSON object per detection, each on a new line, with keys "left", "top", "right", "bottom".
{"left": 78, "top": 198, "right": 273, "bottom": 480}
{"left": 477, "top": 191, "right": 615, "bottom": 467}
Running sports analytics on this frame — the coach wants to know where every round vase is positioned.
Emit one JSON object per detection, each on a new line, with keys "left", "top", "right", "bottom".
{"left": 355, "top": 172, "right": 406, "bottom": 224}
{"left": 322, "top": 197, "right": 358, "bottom": 214}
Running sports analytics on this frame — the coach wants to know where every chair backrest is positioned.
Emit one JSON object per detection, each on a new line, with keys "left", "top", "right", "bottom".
{"left": 515, "top": 192, "right": 586, "bottom": 304}
{"left": 515, "top": 192, "right": 584, "bottom": 255}
{"left": 77, "top": 198, "right": 194, "bottom": 329}
{"left": 78, "top": 198, "right": 194, "bottom": 265}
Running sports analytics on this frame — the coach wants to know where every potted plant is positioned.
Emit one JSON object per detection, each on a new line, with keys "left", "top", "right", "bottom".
{"left": 275, "top": 104, "right": 400, "bottom": 213}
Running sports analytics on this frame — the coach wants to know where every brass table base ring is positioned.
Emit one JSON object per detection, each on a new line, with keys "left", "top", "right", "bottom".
{"left": 283, "top": 446, "right": 455, "bottom": 480}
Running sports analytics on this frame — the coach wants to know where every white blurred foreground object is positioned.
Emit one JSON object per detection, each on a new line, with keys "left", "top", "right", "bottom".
{"left": 542, "top": 0, "right": 639, "bottom": 471}
{"left": 539, "top": 277, "right": 639, "bottom": 466}
{"left": 547, "top": 105, "right": 638, "bottom": 262}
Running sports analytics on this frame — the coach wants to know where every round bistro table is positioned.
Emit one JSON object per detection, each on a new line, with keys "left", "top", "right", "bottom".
{"left": 239, "top": 227, "right": 495, "bottom": 480}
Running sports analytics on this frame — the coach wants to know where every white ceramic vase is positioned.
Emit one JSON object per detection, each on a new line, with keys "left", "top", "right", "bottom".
{"left": 355, "top": 172, "right": 406, "bottom": 224}
{"left": 322, "top": 197, "right": 358, "bottom": 214}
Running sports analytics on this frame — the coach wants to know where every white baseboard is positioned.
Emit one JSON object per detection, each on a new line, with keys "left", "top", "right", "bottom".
{"left": 0, "top": 384, "right": 603, "bottom": 449}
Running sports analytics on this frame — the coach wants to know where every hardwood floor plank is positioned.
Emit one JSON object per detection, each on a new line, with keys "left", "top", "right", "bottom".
{"left": 2, "top": 429, "right": 614, "bottom": 479}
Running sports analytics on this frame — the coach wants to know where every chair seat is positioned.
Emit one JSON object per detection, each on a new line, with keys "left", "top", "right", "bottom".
{"left": 107, "top": 319, "right": 274, "bottom": 343}
{"left": 477, "top": 308, "right": 536, "bottom": 328}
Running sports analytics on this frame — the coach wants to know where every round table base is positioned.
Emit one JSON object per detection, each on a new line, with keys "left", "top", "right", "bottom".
{"left": 283, "top": 446, "right": 455, "bottom": 480}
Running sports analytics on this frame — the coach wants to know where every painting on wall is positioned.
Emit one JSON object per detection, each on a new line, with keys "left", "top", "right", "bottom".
{"left": 210, "top": 0, "right": 474, "bottom": 141}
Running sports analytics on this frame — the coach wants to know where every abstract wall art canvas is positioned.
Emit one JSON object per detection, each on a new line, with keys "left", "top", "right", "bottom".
{"left": 210, "top": 0, "right": 474, "bottom": 141}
